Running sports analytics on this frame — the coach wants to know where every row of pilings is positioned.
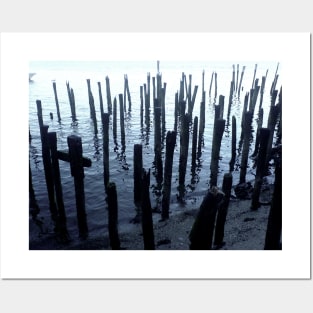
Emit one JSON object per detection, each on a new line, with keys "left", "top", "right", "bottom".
{"left": 29, "top": 63, "right": 282, "bottom": 250}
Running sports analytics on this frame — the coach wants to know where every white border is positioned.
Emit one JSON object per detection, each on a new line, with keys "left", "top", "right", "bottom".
{"left": 0, "top": 33, "right": 310, "bottom": 279}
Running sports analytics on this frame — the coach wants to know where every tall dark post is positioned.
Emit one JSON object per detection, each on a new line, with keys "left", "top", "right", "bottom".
{"left": 161, "top": 131, "right": 177, "bottom": 220}
{"left": 178, "top": 110, "right": 190, "bottom": 200}
{"left": 98, "top": 82, "right": 105, "bottom": 125}
{"left": 133, "top": 144, "right": 143, "bottom": 207}
{"left": 264, "top": 151, "right": 282, "bottom": 250}
{"left": 113, "top": 97, "right": 117, "bottom": 144}
{"left": 229, "top": 116, "right": 237, "bottom": 172}
{"left": 52, "top": 81, "right": 61, "bottom": 122}
{"left": 48, "top": 131, "right": 68, "bottom": 241}
{"left": 102, "top": 113, "right": 110, "bottom": 190}
{"left": 154, "top": 98, "right": 163, "bottom": 184}
{"left": 210, "top": 118, "right": 226, "bottom": 187}
{"left": 105, "top": 76, "right": 112, "bottom": 115}
{"left": 107, "top": 182, "right": 121, "bottom": 250}
{"left": 119, "top": 94, "right": 125, "bottom": 147}
{"left": 191, "top": 116, "right": 198, "bottom": 167}
{"left": 67, "top": 135, "right": 89, "bottom": 239}
{"left": 141, "top": 169, "right": 155, "bottom": 250}
{"left": 197, "top": 101, "right": 205, "bottom": 157}
{"left": 140, "top": 86, "right": 144, "bottom": 128}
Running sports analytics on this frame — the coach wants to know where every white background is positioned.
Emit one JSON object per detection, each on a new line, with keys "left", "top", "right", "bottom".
{"left": 0, "top": 0, "right": 312, "bottom": 312}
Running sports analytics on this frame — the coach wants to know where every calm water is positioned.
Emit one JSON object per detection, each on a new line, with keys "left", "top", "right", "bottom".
{"left": 29, "top": 60, "right": 280, "bottom": 247}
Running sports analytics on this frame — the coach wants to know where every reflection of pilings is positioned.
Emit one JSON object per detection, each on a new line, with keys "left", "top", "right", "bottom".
{"left": 105, "top": 76, "right": 112, "bottom": 115}
{"left": 214, "top": 173, "right": 233, "bottom": 247}
{"left": 178, "top": 110, "right": 190, "bottom": 200}
{"left": 250, "top": 128, "right": 270, "bottom": 210}
{"left": 141, "top": 169, "right": 155, "bottom": 250}
{"left": 48, "top": 131, "right": 69, "bottom": 241}
{"left": 29, "top": 160, "right": 40, "bottom": 217}
{"left": 264, "top": 153, "right": 282, "bottom": 250}
{"left": 67, "top": 135, "right": 89, "bottom": 239}
{"left": 229, "top": 116, "right": 237, "bottom": 172}
{"left": 161, "top": 131, "right": 176, "bottom": 220}
{"left": 239, "top": 111, "right": 253, "bottom": 184}
{"left": 52, "top": 81, "right": 61, "bottom": 122}
{"left": 107, "top": 182, "right": 121, "bottom": 250}
{"left": 102, "top": 113, "right": 110, "bottom": 190}
{"left": 210, "top": 118, "right": 226, "bottom": 187}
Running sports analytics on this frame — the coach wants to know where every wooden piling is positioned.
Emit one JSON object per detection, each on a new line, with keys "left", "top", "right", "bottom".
{"left": 86, "top": 79, "right": 98, "bottom": 134}
{"left": 154, "top": 98, "right": 163, "bottom": 184}
{"left": 250, "top": 128, "right": 271, "bottom": 210}
{"left": 40, "top": 125, "right": 58, "bottom": 222}
{"left": 209, "top": 71, "right": 214, "bottom": 98}
{"left": 48, "top": 131, "right": 69, "bottom": 241}
{"left": 141, "top": 169, "right": 155, "bottom": 250}
{"left": 214, "top": 72, "right": 218, "bottom": 100}
{"left": 197, "top": 101, "right": 205, "bottom": 157}
{"left": 178, "top": 110, "right": 190, "bottom": 200}
{"left": 264, "top": 152, "right": 282, "bottom": 250}
{"left": 235, "top": 64, "right": 239, "bottom": 93}
{"left": 97, "top": 82, "right": 105, "bottom": 125}
{"left": 102, "top": 113, "right": 110, "bottom": 190}
{"left": 210, "top": 118, "right": 226, "bottom": 187}
{"left": 105, "top": 76, "right": 112, "bottom": 114}
{"left": 189, "top": 187, "right": 224, "bottom": 250}
{"left": 133, "top": 144, "right": 143, "bottom": 206}
{"left": 251, "top": 64, "right": 258, "bottom": 89}
{"left": 251, "top": 108, "right": 264, "bottom": 158}
{"left": 237, "top": 66, "right": 246, "bottom": 98}
{"left": 229, "top": 116, "right": 237, "bottom": 172}
{"left": 67, "top": 135, "right": 89, "bottom": 239}
{"left": 66, "top": 82, "right": 77, "bottom": 122}
{"left": 107, "top": 182, "right": 121, "bottom": 250}
{"left": 140, "top": 86, "right": 144, "bottom": 128}
{"left": 113, "top": 97, "right": 117, "bottom": 144}
{"left": 191, "top": 116, "right": 198, "bottom": 167}
{"left": 29, "top": 160, "right": 40, "bottom": 217}
{"left": 214, "top": 173, "right": 233, "bottom": 247}
{"left": 124, "top": 74, "right": 132, "bottom": 111}
{"left": 161, "top": 131, "right": 177, "bottom": 220}
{"left": 52, "top": 81, "right": 61, "bottom": 122}
{"left": 119, "top": 93, "right": 125, "bottom": 147}
{"left": 174, "top": 92, "right": 179, "bottom": 133}
{"left": 239, "top": 111, "right": 253, "bottom": 184}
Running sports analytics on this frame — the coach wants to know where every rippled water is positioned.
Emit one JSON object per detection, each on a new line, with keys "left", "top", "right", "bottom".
{"left": 29, "top": 60, "right": 280, "bottom": 247}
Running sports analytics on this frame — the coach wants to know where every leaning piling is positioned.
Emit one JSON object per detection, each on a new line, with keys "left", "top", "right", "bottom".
{"left": 102, "top": 113, "right": 110, "bottom": 190}
{"left": 52, "top": 81, "right": 61, "bottom": 122}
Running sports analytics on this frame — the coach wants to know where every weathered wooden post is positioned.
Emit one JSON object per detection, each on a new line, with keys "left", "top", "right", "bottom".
{"left": 141, "top": 169, "right": 155, "bottom": 250}
{"left": 197, "top": 101, "right": 205, "bottom": 157}
{"left": 161, "top": 131, "right": 177, "bottom": 220}
{"left": 97, "top": 82, "right": 105, "bottom": 125}
{"left": 48, "top": 131, "right": 69, "bottom": 241}
{"left": 107, "top": 182, "right": 121, "bottom": 250}
{"left": 191, "top": 116, "right": 198, "bottom": 167}
{"left": 140, "top": 85, "right": 144, "bottom": 128}
{"left": 67, "top": 135, "right": 89, "bottom": 239}
{"left": 237, "top": 65, "right": 246, "bottom": 98}
{"left": 189, "top": 187, "right": 224, "bottom": 249}
{"left": 134, "top": 144, "right": 143, "bottom": 207}
{"left": 229, "top": 116, "right": 237, "bottom": 172}
{"left": 119, "top": 93, "right": 126, "bottom": 148}
{"left": 250, "top": 128, "right": 271, "bottom": 210}
{"left": 40, "top": 124, "right": 58, "bottom": 222}
{"left": 214, "top": 173, "right": 233, "bottom": 247}
{"left": 174, "top": 92, "right": 179, "bottom": 133}
{"left": 251, "top": 108, "right": 264, "bottom": 158}
{"left": 214, "top": 72, "right": 218, "bottom": 100}
{"left": 86, "top": 79, "right": 98, "bottom": 134}
{"left": 102, "top": 113, "right": 110, "bottom": 190}
{"left": 29, "top": 160, "right": 40, "bottom": 217}
{"left": 52, "top": 81, "right": 61, "bottom": 122}
{"left": 239, "top": 111, "right": 253, "bottom": 184}
{"left": 105, "top": 76, "right": 112, "bottom": 115}
{"left": 154, "top": 98, "right": 163, "bottom": 184}
{"left": 66, "top": 81, "right": 77, "bottom": 122}
{"left": 178, "top": 110, "right": 190, "bottom": 200}
{"left": 210, "top": 118, "right": 226, "bottom": 187}
{"left": 264, "top": 149, "right": 282, "bottom": 250}
{"left": 124, "top": 74, "right": 132, "bottom": 111}
{"left": 113, "top": 97, "right": 117, "bottom": 144}
{"left": 209, "top": 71, "right": 214, "bottom": 98}
{"left": 235, "top": 64, "right": 239, "bottom": 93}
